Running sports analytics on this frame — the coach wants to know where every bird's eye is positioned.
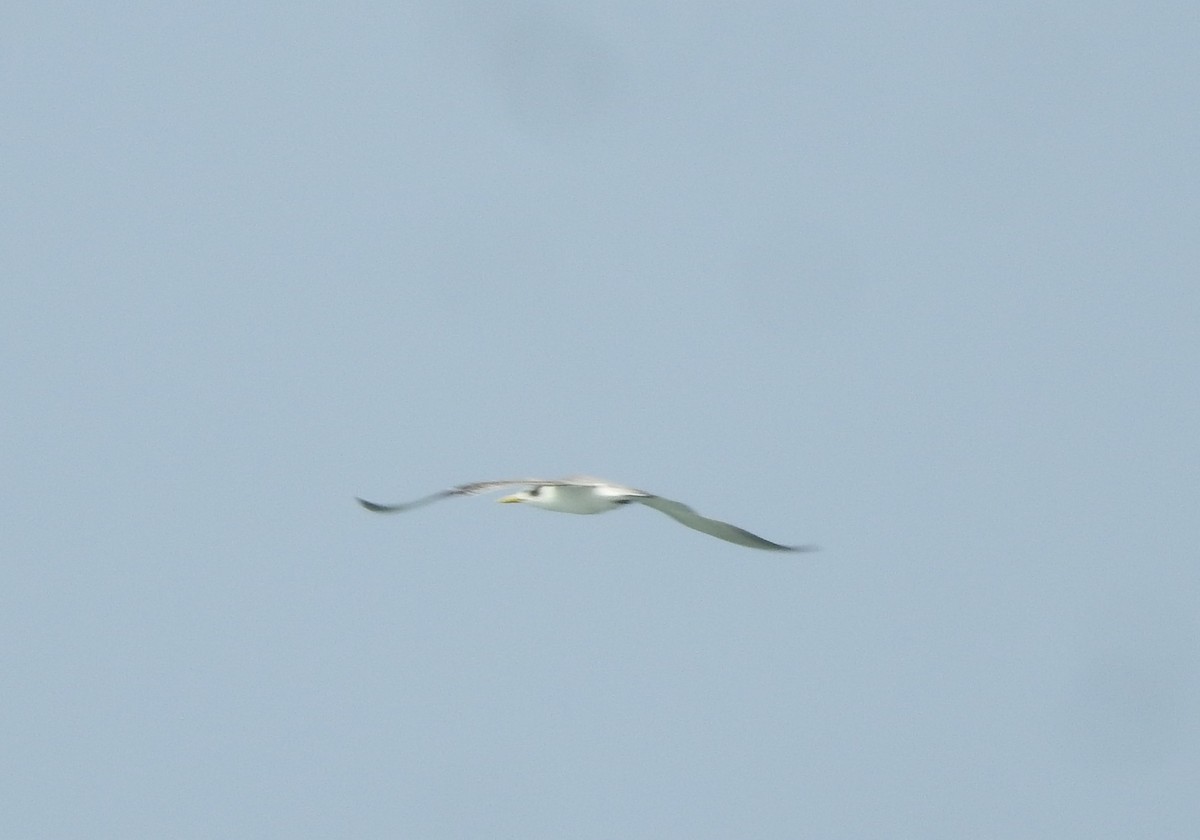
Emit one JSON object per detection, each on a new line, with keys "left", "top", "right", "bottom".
{"left": 529, "top": 486, "right": 541, "bottom": 497}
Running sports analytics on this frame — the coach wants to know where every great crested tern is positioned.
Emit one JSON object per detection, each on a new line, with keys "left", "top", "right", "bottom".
{"left": 356, "top": 475, "right": 815, "bottom": 552}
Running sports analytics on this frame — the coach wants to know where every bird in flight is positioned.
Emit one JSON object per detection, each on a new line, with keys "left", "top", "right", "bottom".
{"left": 356, "top": 475, "right": 815, "bottom": 552}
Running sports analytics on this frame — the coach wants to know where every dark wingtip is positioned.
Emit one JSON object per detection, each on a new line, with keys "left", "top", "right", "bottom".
{"left": 356, "top": 497, "right": 392, "bottom": 512}
{"left": 785, "top": 544, "right": 820, "bottom": 553}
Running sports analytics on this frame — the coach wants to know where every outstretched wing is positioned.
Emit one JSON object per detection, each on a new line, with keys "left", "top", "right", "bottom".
{"left": 635, "top": 495, "right": 815, "bottom": 552}
{"left": 355, "top": 491, "right": 457, "bottom": 513}
{"left": 356, "top": 478, "right": 563, "bottom": 514}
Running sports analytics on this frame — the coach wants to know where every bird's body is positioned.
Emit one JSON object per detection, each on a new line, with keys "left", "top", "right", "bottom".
{"left": 357, "top": 475, "right": 814, "bottom": 552}
{"left": 504, "top": 481, "right": 637, "bottom": 514}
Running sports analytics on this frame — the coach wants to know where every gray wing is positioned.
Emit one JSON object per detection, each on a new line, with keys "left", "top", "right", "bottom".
{"left": 356, "top": 490, "right": 457, "bottom": 513}
{"left": 635, "top": 495, "right": 816, "bottom": 552}
{"left": 356, "top": 478, "right": 566, "bottom": 514}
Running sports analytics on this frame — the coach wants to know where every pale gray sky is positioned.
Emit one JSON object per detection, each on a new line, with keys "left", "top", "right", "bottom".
{"left": 4, "top": 2, "right": 1198, "bottom": 837}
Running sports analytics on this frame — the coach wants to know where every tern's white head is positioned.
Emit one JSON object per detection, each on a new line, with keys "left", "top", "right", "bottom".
{"left": 498, "top": 485, "right": 559, "bottom": 508}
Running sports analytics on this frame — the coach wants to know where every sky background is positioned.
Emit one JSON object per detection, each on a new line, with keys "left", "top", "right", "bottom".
{"left": 4, "top": 1, "right": 1198, "bottom": 837}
